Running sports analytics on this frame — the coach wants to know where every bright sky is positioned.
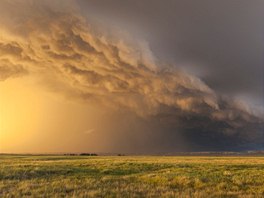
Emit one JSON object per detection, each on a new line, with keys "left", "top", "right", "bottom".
{"left": 0, "top": 76, "right": 104, "bottom": 153}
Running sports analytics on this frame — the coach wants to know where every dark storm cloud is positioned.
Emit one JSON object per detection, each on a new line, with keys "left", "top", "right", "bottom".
{"left": 0, "top": 0, "right": 263, "bottom": 152}
{"left": 78, "top": 0, "right": 264, "bottom": 106}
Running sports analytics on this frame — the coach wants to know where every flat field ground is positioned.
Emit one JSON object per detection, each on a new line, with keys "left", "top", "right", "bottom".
{"left": 1, "top": 155, "right": 264, "bottom": 197}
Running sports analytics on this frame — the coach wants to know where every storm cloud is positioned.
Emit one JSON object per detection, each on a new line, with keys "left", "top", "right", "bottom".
{"left": 78, "top": 0, "right": 264, "bottom": 106}
{"left": 0, "top": 0, "right": 263, "bottom": 152}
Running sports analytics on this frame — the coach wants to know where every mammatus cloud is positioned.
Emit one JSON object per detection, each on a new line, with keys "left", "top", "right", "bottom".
{"left": 0, "top": 0, "right": 263, "bottom": 151}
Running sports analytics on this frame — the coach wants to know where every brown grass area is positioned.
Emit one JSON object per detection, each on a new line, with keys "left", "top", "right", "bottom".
{"left": 1, "top": 155, "right": 264, "bottom": 197}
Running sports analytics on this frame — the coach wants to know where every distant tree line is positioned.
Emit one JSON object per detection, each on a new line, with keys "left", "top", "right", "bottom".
{"left": 63, "top": 153, "right": 98, "bottom": 156}
{"left": 63, "top": 153, "right": 126, "bottom": 156}
{"left": 80, "top": 153, "right": 98, "bottom": 156}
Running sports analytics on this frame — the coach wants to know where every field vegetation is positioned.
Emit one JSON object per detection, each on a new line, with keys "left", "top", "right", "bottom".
{"left": 1, "top": 155, "right": 264, "bottom": 197}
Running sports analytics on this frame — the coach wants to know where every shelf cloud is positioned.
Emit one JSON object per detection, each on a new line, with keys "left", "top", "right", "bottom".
{"left": 0, "top": 0, "right": 263, "bottom": 152}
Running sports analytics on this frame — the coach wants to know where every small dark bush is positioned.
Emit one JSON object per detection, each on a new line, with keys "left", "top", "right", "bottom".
{"left": 80, "top": 153, "right": 98, "bottom": 156}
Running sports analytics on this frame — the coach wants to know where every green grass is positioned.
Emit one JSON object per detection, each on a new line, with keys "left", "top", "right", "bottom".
{"left": 1, "top": 155, "right": 264, "bottom": 197}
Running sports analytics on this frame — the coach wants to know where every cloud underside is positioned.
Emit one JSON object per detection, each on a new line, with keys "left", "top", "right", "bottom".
{"left": 0, "top": 1, "right": 263, "bottom": 151}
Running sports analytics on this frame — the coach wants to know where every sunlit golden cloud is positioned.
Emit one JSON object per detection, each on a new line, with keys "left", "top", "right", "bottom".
{"left": 0, "top": 2, "right": 218, "bottom": 115}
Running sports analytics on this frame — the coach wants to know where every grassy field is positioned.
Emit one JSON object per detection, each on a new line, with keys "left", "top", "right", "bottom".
{"left": 1, "top": 155, "right": 264, "bottom": 197}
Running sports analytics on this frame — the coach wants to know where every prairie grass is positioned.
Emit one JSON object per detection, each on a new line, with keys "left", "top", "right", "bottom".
{"left": 1, "top": 155, "right": 264, "bottom": 197}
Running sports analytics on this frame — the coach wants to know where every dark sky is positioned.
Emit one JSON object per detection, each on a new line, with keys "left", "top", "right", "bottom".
{"left": 78, "top": 0, "right": 264, "bottom": 107}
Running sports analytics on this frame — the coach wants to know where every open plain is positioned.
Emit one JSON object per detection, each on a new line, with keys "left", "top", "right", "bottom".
{"left": 1, "top": 155, "right": 264, "bottom": 197}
